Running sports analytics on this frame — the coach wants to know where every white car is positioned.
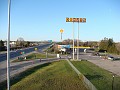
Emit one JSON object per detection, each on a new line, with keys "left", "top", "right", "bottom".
{"left": 108, "top": 56, "right": 114, "bottom": 60}
{"left": 68, "top": 56, "right": 72, "bottom": 59}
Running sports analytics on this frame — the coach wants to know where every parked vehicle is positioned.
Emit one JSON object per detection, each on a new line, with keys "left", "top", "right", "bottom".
{"left": 108, "top": 56, "right": 114, "bottom": 60}
{"left": 92, "top": 52, "right": 99, "bottom": 56}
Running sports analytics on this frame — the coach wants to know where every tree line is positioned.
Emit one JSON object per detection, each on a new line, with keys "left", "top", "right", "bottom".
{"left": 99, "top": 38, "right": 119, "bottom": 54}
{"left": 57, "top": 38, "right": 120, "bottom": 54}
{"left": 0, "top": 40, "right": 5, "bottom": 51}
{"left": 0, "top": 39, "right": 31, "bottom": 51}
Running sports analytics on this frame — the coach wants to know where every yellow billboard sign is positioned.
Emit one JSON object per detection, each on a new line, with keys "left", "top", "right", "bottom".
{"left": 83, "top": 18, "right": 86, "bottom": 23}
{"left": 60, "top": 29, "right": 64, "bottom": 33}
{"left": 66, "top": 17, "right": 86, "bottom": 23}
{"left": 66, "top": 18, "right": 69, "bottom": 22}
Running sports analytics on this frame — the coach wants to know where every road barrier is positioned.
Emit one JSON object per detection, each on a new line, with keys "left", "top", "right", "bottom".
{"left": 67, "top": 59, "right": 97, "bottom": 90}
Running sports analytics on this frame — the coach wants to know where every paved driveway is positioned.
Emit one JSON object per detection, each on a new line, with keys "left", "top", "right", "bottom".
{"left": 88, "top": 59, "right": 120, "bottom": 76}
{"left": 75, "top": 52, "right": 120, "bottom": 76}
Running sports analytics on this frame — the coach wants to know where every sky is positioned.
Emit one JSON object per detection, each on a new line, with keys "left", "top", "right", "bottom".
{"left": 0, "top": 0, "right": 120, "bottom": 42}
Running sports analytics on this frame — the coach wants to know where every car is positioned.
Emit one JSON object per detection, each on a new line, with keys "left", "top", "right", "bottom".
{"left": 67, "top": 55, "right": 72, "bottom": 59}
{"left": 108, "top": 56, "right": 114, "bottom": 60}
{"left": 92, "top": 52, "right": 99, "bottom": 56}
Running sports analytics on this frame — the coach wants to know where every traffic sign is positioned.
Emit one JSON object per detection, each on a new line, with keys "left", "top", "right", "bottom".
{"left": 60, "top": 29, "right": 64, "bottom": 33}
{"left": 20, "top": 52, "right": 22, "bottom": 55}
{"left": 48, "top": 40, "right": 52, "bottom": 43}
{"left": 23, "top": 52, "right": 25, "bottom": 54}
{"left": 35, "top": 48, "right": 37, "bottom": 51}
{"left": 20, "top": 51, "right": 25, "bottom": 55}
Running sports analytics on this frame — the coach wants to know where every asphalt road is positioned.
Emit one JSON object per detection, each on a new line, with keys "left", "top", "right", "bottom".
{"left": 0, "top": 43, "right": 51, "bottom": 62}
{"left": 0, "top": 43, "right": 54, "bottom": 83}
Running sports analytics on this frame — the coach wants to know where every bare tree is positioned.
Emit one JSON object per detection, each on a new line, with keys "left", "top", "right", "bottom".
{"left": 16, "top": 37, "right": 24, "bottom": 47}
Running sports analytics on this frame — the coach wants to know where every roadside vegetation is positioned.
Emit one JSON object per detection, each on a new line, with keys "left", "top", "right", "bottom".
{"left": 0, "top": 40, "right": 6, "bottom": 51}
{"left": 49, "top": 38, "right": 120, "bottom": 55}
{"left": 12, "top": 52, "right": 55, "bottom": 62}
{"left": 0, "top": 60, "right": 88, "bottom": 90}
{"left": 99, "top": 37, "right": 119, "bottom": 55}
{"left": 72, "top": 60, "right": 120, "bottom": 90}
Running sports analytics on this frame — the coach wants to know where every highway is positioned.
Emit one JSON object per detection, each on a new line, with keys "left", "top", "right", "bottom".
{"left": 0, "top": 43, "right": 51, "bottom": 62}
{"left": 0, "top": 43, "right": 53, "bottom": 82}
{"left": 1, "top": 49, "right": 120, "bottom": 83}
{"left": 1, "top": 46, "right": 119, "bottom": 83}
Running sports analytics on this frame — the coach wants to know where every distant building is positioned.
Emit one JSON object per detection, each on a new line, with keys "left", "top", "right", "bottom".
{"left": 10, "top": 41, "right": 16, "bottom": 47}
{"left": 4, "top": 41, "right": 16, "bottom": 47}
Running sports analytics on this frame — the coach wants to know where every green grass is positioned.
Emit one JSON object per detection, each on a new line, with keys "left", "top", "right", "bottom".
{"left": 12, "top": 53, "right": 55, "bottom": 62}
{"left": 1, "top": 60, "right": 88, "bottom": 90}
{"left": 71, "top": 60, "right": 120, "bottom": 90}
{"left": 0, "top": 63, "right": 52, "bottom": 90}
{"left": 27, "top": 53, "right": 55, "bottom": 59}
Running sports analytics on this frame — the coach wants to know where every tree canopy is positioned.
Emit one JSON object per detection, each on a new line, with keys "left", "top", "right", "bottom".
{"left": 0, "top": 40, "right": 4, "bottom": 47}
{"left": 99, "top": 38, "right": 119, "bottom": 54}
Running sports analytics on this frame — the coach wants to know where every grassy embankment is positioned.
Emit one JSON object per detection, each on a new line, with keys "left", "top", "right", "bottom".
{"left": 72, "top": 60, "right": 120, "bottom": 90}
{"left": 0, "top": 60, "right": 87, "bottom": 90}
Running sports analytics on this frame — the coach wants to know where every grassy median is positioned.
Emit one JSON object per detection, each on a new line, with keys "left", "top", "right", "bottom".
{"left": 26, "top": 53, "right": 55, "bottom": 59}
{"left": 1, "top": 60, "right": 87, "bottom": 90}
{"left": 12, "top": 53, "right": 55, "bottom": 62}
{"left": 72, "top": 60, "right": 120, "bottom": 90}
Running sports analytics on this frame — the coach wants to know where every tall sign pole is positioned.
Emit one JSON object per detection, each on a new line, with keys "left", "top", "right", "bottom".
{"left": 7, "top": 0, "right": 11, "bottom": 90}
{"left": 60, "top": 29, "right": 64, "bottom": 42}
{"left": 77, "top": 22, "right": 79, "bottom": 60}
{"left": 61, "top": 33, "right": 62, "bottom": 41}
{"left": 66, "top": 17, "right": 86, "bottom": 60}
{"left": 73, "top": 22, "right": 75, "bottom": 60}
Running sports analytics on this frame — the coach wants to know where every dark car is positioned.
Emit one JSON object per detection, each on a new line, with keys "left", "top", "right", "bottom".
{"left": 92, "top": 52, "right": 99, "bottom": 56}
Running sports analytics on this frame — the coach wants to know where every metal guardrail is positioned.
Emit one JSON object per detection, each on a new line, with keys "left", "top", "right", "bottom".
{"left": 67, "top": 59, "right": 97, "bottom": 90}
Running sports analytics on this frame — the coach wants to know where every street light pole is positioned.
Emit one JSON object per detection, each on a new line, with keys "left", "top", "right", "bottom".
{"left": 73, "top": 22, "right": 74, "bottom": 60}
{"left": 7, "top": 0, "right": 11, "bottom": 90}
{"left": 77, "top": 22, "right": 79, "bottom": 60}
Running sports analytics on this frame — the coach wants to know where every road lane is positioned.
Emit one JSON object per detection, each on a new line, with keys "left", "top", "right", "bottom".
{"left": 0, "top": 44, "right": 51, "bottom": 62}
